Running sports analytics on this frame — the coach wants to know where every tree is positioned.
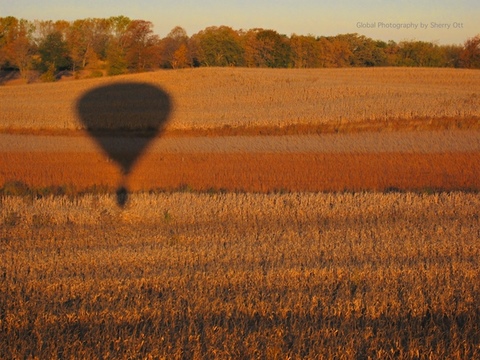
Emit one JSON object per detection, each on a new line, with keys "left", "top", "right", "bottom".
{"left": 191, "top": 26, "right": 244, "bottom": 67}
{"left": 160, "top": 26, "right": 189, "bottom": 68}
{"left": 396, "top": 40, "right": 444, "bottom": 67}
{"left": 8, "top": 20, "right": 34, "bottom": 79}
{"left": 38, "top": 30, "right": 71, "bottom": 73}
{"left": 0, "top": 17, "right": 35, "bottom": 78}
{"left": 122, "top": 20, "right": 160, "bottom": 71}
{"left": 0, "top": 17, "right": 13, "bottom": 68}
{"left": 0, "top": 17, "right": 21, "bottom": 69}
{"left": 317, "top": 36, "right": 353, "bottom": 67}
{"left": 244, "top": 29, "right": 291, "bottom": 68}
{"left": 172, "top": 43, "right": 190, "bottom": 68}
{"left": 106, "top": 40, "right": 127, "bottom": 75}
{"left": 383, "top": 40, "right": 399, "bottom": 66}
{"left": 290, "top": 34, "right": 322, "bottom": 68}
{"left": 109, "top": 15, "right": 131, "bottom": 40}
{"left": 441, "top": 44, "right": 463, "bottom": 68}
{"left": 67, "top": 19, "right": 91, "bottom": 72}
{"left": 460, "top": 35, "right": 480, "bottom": 68}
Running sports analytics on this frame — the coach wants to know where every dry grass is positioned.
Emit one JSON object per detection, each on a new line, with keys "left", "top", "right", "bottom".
{"left": 1, "top": 192, "right": 479, "bottom": 358}
{"left": 1, "top": 67, "right": 479, "bottom": 134}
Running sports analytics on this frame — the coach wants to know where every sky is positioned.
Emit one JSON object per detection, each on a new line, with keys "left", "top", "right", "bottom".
{"left": 1, "top": 0, "right": 478, "bottom": 44}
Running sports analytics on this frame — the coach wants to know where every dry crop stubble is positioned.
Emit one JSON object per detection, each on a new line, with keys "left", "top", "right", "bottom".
{"left": 1, "top": 67, "right": 479, "bottom": 133}
{"left": 1, "top": 192, "right": 479, "bottom": 358}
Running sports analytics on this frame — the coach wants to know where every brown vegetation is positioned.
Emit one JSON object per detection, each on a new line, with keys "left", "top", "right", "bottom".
{"left": 1, "top": 68, "right": 479, "bottom": 133}
{"left": 1, "top": 192, "right": 479, "bottom": 358}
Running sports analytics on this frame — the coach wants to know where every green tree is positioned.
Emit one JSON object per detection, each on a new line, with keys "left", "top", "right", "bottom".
{"left": 396, "top": 40, "right": 446, "bottom": 67}
{"left": 67, "top": 19, "right": 89, "bottom": 72}
{"left": 38, "top": 30, "right": 71, "bottom": 73}
{"left": 191, "top": 26, "right": 244, "bottom": 67}
{"left": 441, "top": 44, "right": 463, "bottom": 68}
{"left": 249, "top": 29, "right": 291, "bottom": 68}
{"left": 383, "top": 40, "right": 400, "bottom": 66}
{"left": 330, "top": 34, "right": 386, "bottom": 67}
{"left": 106, "top": 40, "right": 127, "bottom": 75}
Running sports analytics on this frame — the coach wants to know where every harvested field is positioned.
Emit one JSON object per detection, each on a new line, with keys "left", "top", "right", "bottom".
{"left": 1, "top": 67, "right": 478, "bottom": 192}
{"left": 1, "top": 131, "right": 479, "bottom": 192}
{"left": 1, "top": 68, "right": 480, "bottom": 358}
{"left": 1, "top": 67, "right": 479, "bottom": 133}
{"left": 1, "top": 192, "right": 479, "bottom": 358}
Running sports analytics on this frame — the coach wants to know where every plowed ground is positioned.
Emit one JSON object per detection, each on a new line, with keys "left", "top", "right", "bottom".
{"left": 1, "top": 132, "right": 479, "bottom": 192}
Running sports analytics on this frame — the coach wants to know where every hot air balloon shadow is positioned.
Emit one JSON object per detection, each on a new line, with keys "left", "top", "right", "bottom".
{"left": 77, "top": 82, "right": 172, "bottom": 207}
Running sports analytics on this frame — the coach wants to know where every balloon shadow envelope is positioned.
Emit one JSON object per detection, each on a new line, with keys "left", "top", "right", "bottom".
{"left": 77, "top": 82, "right": 172, "bottom": 206}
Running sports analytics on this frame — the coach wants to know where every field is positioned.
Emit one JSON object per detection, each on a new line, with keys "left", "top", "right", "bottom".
{"left": 1, "top": 67, "right": 479, "bottom": 193}
{"left": 1, "top": 67, "right": 480, "bottom": 358}
{"left": 1, "top": 192, "right": 479, "bottom": 358}
{"left": 1, "top": 67, "right": 479, "bottom": 133}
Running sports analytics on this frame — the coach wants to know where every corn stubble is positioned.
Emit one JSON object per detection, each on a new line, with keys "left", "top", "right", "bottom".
{"left": 1, "top": 67, "right": 479, "bottom": 133}
{"left": 1, "top": 192, "right": 479, "bottom": 359}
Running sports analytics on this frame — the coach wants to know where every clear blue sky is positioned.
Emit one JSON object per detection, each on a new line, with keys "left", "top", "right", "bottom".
{"left": 1, "top": 0, "right": 478, "bottom": 44}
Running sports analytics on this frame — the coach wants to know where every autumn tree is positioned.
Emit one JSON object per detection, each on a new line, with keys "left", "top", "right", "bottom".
{"left": 172, "top": 43, "right": 190, "bottom": 68}
{"left": 0, "top": 17, "right": 35, "bottom": 79}
{"left": 160, "top": 26, "right": 190, "bottom": 68}
{"left": 3, "top": 15, "right": 480, "bottom": 84}
{"left": 0, "top": 17, "right": 18, "bottom": 69}
{"left": 8, "top": 20, "right": 34, "bottom": 79}
{"left": 121, "top": 20, "right": 160, "bottom": 71}
{"left": 244, "top": 29, "right": 291, "bottom": 68}
{"left": 317, "top": 36, "right": 353, "bottom": 67}
{"left": 460, "top": 35, "right": 480, "bottom": 68}
{"left": 290, "top": 34, "right": 322, "bottom": 68}
{"left": 191, "top": 26, "right": 244, "bottom": 67}
{"left": 67, "top": 19, "right": 92, "bottom": 72}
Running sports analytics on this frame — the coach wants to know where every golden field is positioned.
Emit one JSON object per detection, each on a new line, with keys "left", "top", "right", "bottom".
{"left": 1, "top": 67, "right": 480, "bottom": 358}
{"left": 0, "top": 67, "right": 479, "bottom": 193}
{"left": 1, "top": 67, "right": 479, "bottom": 133}
{"left": 1, "top": 192, "right": 479, "bottom": 359}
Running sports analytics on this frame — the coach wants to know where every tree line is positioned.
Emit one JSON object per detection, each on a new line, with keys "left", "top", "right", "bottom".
{"left": 1, "top": 15, "right": 479, "bottom": 82}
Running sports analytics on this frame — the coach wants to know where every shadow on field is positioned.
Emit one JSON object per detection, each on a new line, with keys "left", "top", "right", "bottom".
{"left": 6, "top": 307, "right": 477, "bottom": 358}
{"left": 77, "top": 82, "right": 172, "bottom": 207}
